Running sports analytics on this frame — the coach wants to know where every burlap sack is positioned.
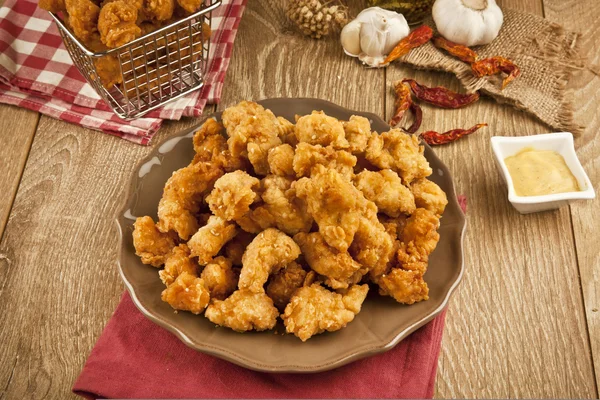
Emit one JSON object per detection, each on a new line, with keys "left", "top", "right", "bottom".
{"left": 399, "top": 8, "right": 583, "bottom": 134}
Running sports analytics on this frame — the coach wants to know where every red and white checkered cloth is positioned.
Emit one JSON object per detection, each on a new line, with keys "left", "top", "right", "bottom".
{"left": 0, "top": 0, "right": 246, "bottom": 144}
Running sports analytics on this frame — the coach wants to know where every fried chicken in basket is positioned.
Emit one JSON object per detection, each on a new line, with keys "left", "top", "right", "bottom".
{"left": 132, "top": 102, "right": 445, "bottom": 340}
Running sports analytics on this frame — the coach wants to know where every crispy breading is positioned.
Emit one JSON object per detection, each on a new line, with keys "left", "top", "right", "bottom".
{"left": 223, "top": 231, "right": 255, "bottom": 266}
{"left": 258, "top": 175, "right": 313, "bottom": 236}
{"left": 66, "top": 0, "right": 100, "bottom": 42}
{"left": 192, "top": 119, "right": 247, "bottom": 172}
{"left": 397, "top": 208, "right": 440, "bottom": 265}
{"left": 294, "top": 232, "right": 366, "bottom": 289}
{"left": 350, "top": 216, "right": 395, "bottom": 280}
{"left": 205, "top": 289, "right": 279, "bottom": 332}
{"left": 294, "top": 111, "right": 349, "bottom": 149}
{"left": 143, "top": 0, "right": 174, "bottom": 21}
{"left": 222, "top": 101, "right": 282, "bottom": 176}
{"left": 201, "top": 256, "right": 237, "bottom": 300}
{"left": 187, "top": 215, "right": 238, "bottom": 265}
{"left": 238, "top": 228, "right": 301, "bottom": 293}
{"left": 342, "top": 115, "right": 371, "bottom": 154}
{"left": 295, "top": 165, "right": 368, "bottom": 252}
{"left": 175, "top": 0, "right": 203, "bottom": 13}
{"left": 365, "top": 130, "right": 432, "bottom": 184}
{"left": 98, "top": 0, "right": 141, "bottom": 48}
{"left": 266, "top": 261, "right": 306, "bottom": 311}
{"left": 292, "top": 143, "right": 356, "bottom": 179}
{"left": 133, "top": 216, "right": 176, "bottom": 267}
{"left": 282, "top": 283, "right": 368, "bottom": 341}
{"left": 159, "top": 244, "right": 198, "bottom": 286}
{"left": 377, "top": 268, "right": 429, "bottom": 304}
{"left": 157, "top": 161, "right": 224, "bottom": 240}
{"left": 268, "top": 144, "right": 295, "bottom": 177}
{"left": 276, "top": 116, "right": 297, "bottom": 146}
{"left": 39, "top": 0, "right": 66, "bottom": 13}
{"left": 206, "top": 171, "right": 260, "bottom": 221}
{"left": 161, "top": 271, "right": 210, "bottom": 314}
{"left": 353, "top": 169, "right": 416, "bottom": 217}
{"left": 410, "top": 178, "right": 448, "bottom": 216}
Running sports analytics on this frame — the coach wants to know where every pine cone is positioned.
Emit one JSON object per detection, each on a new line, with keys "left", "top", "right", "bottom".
{"left": 286, "top": 0, "right": 349, "bottom": 39}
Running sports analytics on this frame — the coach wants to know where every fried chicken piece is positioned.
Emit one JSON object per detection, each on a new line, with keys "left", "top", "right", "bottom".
{"left": 398, "top": 208, "right": 440, "bottom": 265}
{"left": 266, "top": 261, "right": 306, "bottom": 311}
{"left": 342, "top": 115, "right": 371, "bottom": 154}
{"left": 276, "top": 116, "right": 297, "bottom": 146}
{"left": 65, "top": 0, "right": 100, "bottom": 42}
{"left": 176, "top": 0, "right": 203, "bottom": 13}
{"left": 143, "top": 0, "right": 174, "bottom": 21}
{"left": 158, "top": 244, "right": 198, "bottom": 286}
{"left": 161, "top": 271, "right": 210, "bottom": 314}
{"left": 294, "top": 111, "right": 349, "bottom": 149}
{"left": 205, "top": 289, "right": 279, "bottom": 332}
{"left": 294, "top": 232, "right": 366, "bottom": 289}
{"left": 192, "top": 119, "right": 246, "bottom": 172}
{"left": 353, "top": 169, "right": 416, "bottom": 217}
{"left": 295, "top": 165, "right": 369, "bottom": 252}
{"left": 257, "top": 175, "right": 313, "bottom": 236}
{"left": 377, "top": 268, "right": 429, "bottom": 304}
{"left": 379, "top": 214, "right": 409, "bottom": 240}
{"left": 201, "top": 256, "right": 237, "bottom": 300}
{"left": 410, "top": 178, "right": 448, "bottom": 216}
{"left": 268, "top": 144, "right": 295, "bottom": 177}
{"left": 365, "top": 129, "right": 432, "bottom": 184}
{"left": 133, "top": 216, "right": 176, "bottom": 267}
{"left": 187, "top": 215, "right": 238, "bottom": 265}
{"left": 39, "top": 0, "right": 66, "bottom": 13}
{"left": 223, "top": 231, "right": 255, "bottom": 266}
{"left": 350, "top": 217, "right": 395, "bottom": 280}
{"left": 98, "top": 0, "right": 141, "bottom": 48}
{"left": 234, "top": 206, "right": 276, "bottom": 234}
{"left": 222, "top": 101, "right": 282, "bottom": 176}
{"left": 206, "top": 171, "right": 260, "bottom": 221}
{"left": 157, "top": 161, "right": 224, "bottom": 240}
{"left": 238, "top": 228, "right": 301, "bottom": 293}
{"left": 282, "top": 283, "right": 368, "bottom": 341}
{"left": 292, "top": 143, "right": 356, "bottom": 180}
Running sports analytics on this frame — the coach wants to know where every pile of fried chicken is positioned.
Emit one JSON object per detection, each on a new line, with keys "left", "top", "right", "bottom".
{"left": 132, "top": 101, "right": 448, "bottom": 341}
{"left": 39, "top": 0, "right": 211, "bottom": 92}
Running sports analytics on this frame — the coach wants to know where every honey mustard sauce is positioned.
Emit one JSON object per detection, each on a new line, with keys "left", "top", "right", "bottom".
{"left": 504, "top": 147, "right": 581, "bottom": 197}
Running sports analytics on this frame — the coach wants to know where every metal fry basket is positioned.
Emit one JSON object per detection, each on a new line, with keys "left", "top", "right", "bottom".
{"left": 50, "top": 0, "right": 221, "bottom": 120}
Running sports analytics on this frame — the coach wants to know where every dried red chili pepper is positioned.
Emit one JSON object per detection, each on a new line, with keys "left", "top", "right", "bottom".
{"left": 431, "top": 36, "right": 479, "bottom": 64}
{"left": 402, "top": 78, "right": 480, "bottom": 109}
{"left": 420, "top": 123, "right": 487, "bottom": 145}
{"left": 390, "top": 81, "right": 412, "bottom": 127}
{"left": 406, "top": 102, "right": 422, "bottom": 134}
{"left": 471, "top": 56, "right": 521, "bottom": 89}
{"left": 383, "top": 25, "right": 434, "bottom": 65}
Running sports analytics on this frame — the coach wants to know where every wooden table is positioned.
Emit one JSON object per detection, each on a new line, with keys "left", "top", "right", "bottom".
{"left": 1, "top": 0, "right": 598, "bottom": 397}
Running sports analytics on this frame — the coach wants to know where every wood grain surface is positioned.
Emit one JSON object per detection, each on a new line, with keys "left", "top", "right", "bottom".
{"left": 0, "top": 0, "right": 598, "bottom": 398}
{"left": 0, "top": 107, "right": 38, "bottom": 237}
{"left": 544, "top": 0, "right": 600, "bottom": 391}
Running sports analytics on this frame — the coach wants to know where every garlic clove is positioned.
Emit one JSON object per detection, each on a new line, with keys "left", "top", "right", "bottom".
{"left": 340, "top": 6, "right": 409, "bottom": 63}
{"left": 340, "top": 20, "right": 362, "bottom": 57}
{"left": 432, "top": 0, "right": 504, "bottom": 47}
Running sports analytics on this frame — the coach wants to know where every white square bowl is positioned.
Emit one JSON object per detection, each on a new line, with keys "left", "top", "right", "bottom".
{"left": 491, "top": 132, "right": 595, "bottom": 214}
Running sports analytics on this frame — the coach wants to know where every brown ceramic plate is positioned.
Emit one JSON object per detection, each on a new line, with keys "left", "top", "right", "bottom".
{"left": 117, "top": 98, "right": 466, "bottom": 373}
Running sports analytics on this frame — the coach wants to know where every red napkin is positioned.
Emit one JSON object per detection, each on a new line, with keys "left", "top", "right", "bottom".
{"left": 0, "top": 0, "right": 246, "bottom": 144}
{"left": 73, "top": 292, "right": 446, "bottom": 399}
{"left": 73, "top": 196, "right": 466, "bottom": 399}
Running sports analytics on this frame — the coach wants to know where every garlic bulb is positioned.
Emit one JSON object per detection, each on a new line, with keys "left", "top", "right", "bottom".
{"left": 432, "top": 0, "right": 503, "bottom": 47}
{"left": 340, "top": 7, "right": 409, "bottom": 67}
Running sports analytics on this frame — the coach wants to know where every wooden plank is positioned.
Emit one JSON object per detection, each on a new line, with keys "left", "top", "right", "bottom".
{"left": 0, "top": 106, "right": 39, "bottom": 237}
{"left": 218, "top": 0, "right": 384, "bottom": 115}
{"left": 385, "top": 0, "right": 596, "bottom": 397}
{"left": 543, "top": 0, "right": 600, "bottom": 393}
{"left": 0, "top": 115, "right": 205, "bottom": 399}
